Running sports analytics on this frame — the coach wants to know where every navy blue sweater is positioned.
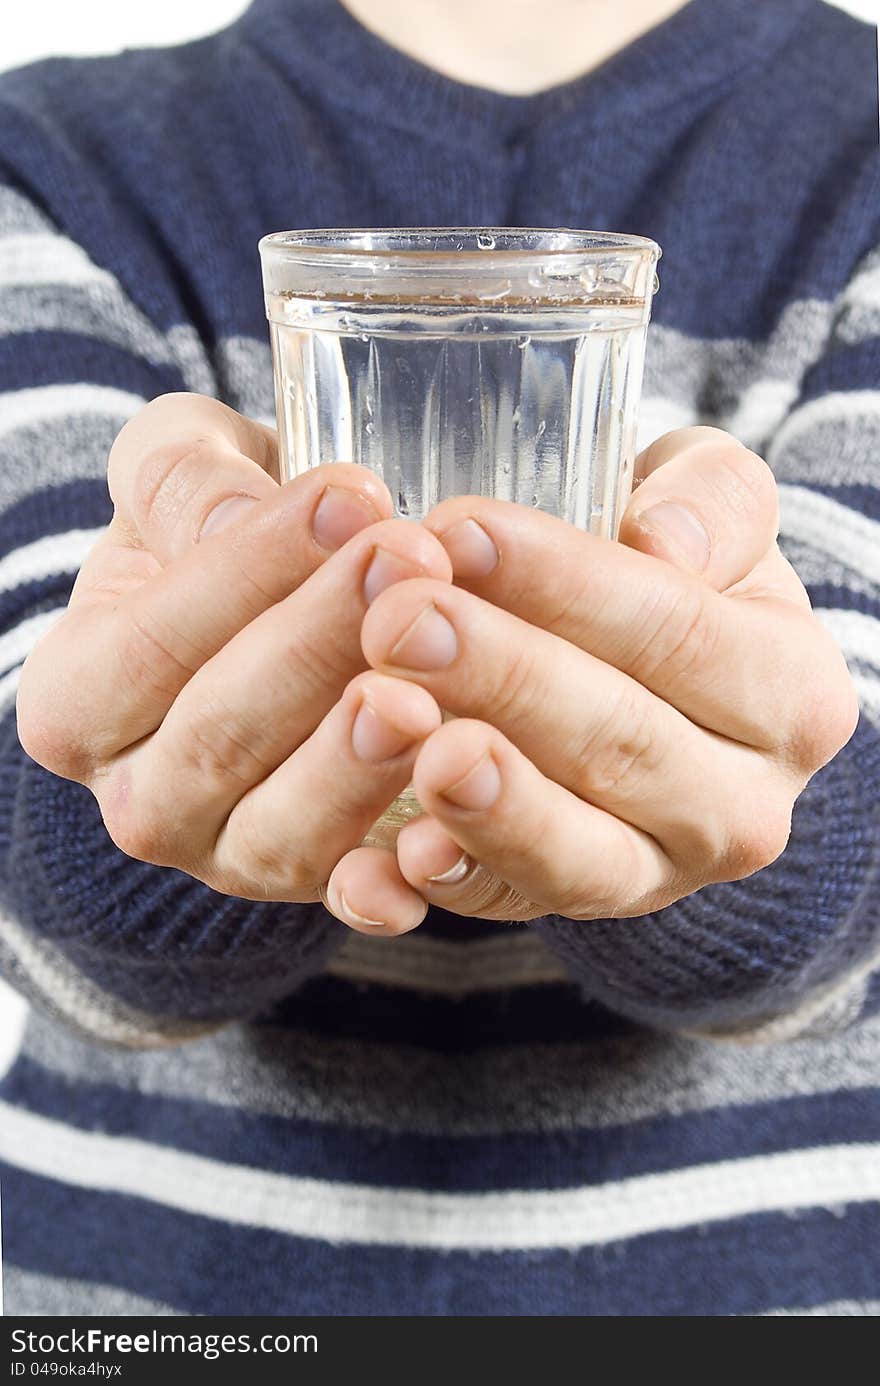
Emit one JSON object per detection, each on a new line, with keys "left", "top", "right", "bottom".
{"left": 0, "top": 0, "right": 878, "bottom": 1317}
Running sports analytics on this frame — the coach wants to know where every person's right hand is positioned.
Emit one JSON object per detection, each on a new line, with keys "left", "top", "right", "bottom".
{"left": 16, "top": 393, "right": 451, "bottom": 920}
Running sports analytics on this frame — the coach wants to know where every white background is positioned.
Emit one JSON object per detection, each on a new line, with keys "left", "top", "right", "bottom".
{"left": 1, "top": 0, "right": 878, "bottom": 73}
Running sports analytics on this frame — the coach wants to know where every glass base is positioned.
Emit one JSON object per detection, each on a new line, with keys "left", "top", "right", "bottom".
{"left": 361, "top": 784, "right": 423, "bottom": 850}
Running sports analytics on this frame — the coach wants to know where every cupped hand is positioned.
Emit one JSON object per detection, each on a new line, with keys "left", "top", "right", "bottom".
{"left": 328, "top": 427, "right": 859, "bottom": 934}
{"left": 16, "top": 393, "right": 452, "bottom": 915}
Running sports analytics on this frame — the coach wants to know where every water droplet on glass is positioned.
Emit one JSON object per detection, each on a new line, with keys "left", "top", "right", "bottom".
{"left": 397, "top": 489, "right": 409, "bottom": 516}
{"left": 652, "top": 271, "right": 661, "bottom": 294}
{"left": 359, "top": 333, "right": 370, "bottom": 344}
{"left": 477, "top": 281, "right": 511, "bottom": 302}
{"left": 536, "top": 420, "right": 547, "bottom": 439}
{"left": 364, "top": 421, "right": 374, "bottom": 436}
{"left": 517, "top": 336, "right": 531, "bottom": 350}
{"left": 502, "top": 462, "right": 510, "bottom": 474}
{"left": 476, "top": 233, "right": 496, "bottom": 251}
{"left": 531, "top": 495, "right": 539, "bottom": 507}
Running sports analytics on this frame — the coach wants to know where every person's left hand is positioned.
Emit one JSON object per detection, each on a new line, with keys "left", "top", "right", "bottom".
{"left": 325, "top": 427, "right": 859, "bottom": 934}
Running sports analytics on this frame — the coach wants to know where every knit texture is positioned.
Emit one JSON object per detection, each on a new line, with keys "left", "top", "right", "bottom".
{"left": 0, "top": 0, "right": 878, "bottom": 1316}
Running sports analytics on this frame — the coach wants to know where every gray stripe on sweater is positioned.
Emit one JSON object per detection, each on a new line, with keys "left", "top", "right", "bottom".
{"left": 0, "top": 414, "right": 121, "bottom": 510}
{"left": 0, "top": 287, "right": 216, "bottom": 398}
{"left": 17, "top": 1003, "right": 880, "bottom": 1137}
{"left": 2, "top": 1266, "right": 179, "bottom": 1317}
{"left": 0, "top": 912, "right": 219, "bottom": 1050}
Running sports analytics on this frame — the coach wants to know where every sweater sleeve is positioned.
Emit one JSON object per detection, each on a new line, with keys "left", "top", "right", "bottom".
{"left": 0, "top": 169, "right": 342, "bottom": 1047}
{"left": 536, "top": 246, "right": 880, "bottom": 1042}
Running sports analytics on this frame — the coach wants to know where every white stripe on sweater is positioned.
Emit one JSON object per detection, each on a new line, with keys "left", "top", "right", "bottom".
{"left": 0, "top": 979, "right": 27, "bottom": 1083}
{"left": 0, "top": 529, "right": 100, "bottom": 596}
{"left": 0, "top": 607, "right": 66, "bottom": 677}
{"left": 841, "top": 260, "right": 880, "bottom": 315}
{"left": 0, "top": 384, "right": 145, "bottom": 441}
{"left": 0, "top": 1100, "right": 876, "bottom": 1250}
{"left": 816, "top": 608, "right": 880, "bottom": 673}
{"left": 768, "top": 391, "right": 880, "bottom": 465}
{"left": 723, "top": 377, "right": 799, "bottom": 449}
{"left": 779, "top": 484, "right": 880, "bottom": 590}
{"left": 0, "top": 665, "right": 21, "bottom": 710}
{"left": 0, "top": 233, "right": 115, "bottom": 291}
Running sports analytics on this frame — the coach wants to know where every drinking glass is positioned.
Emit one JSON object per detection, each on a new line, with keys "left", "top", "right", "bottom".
{"left": 260, "top": 227, "right": 660, "bottom": 846}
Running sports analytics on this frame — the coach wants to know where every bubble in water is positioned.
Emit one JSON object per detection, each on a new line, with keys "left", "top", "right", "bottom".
{"left": 536, "top": 420, "right": 547, "bottom": 439}
{"left": 531, "top": 495, "right": 539, "bottom": 507}
{"left": 511, "top": 407, "right": 521, "bottom": 426}
{"left": 364, "top": 421, "right": 374, "bottom": 436}
{"left": 359, "top": 334, "right": 370, "bottom": 343}
{"left": 397, "top": 489, "right": 410, "bottom": 516}
{"left": 476, "top": 233, "right": 496, "bottom": 250}
{"left": 502, "top": 462, "right": 510, "bottom": 474}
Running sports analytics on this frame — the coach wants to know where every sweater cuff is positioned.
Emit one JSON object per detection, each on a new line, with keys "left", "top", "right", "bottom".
{"left": 535, "top": 713, "right": 880, "bottom": 1033}
{"left": 0, "top": 714, "right": 343, "bottom": 1027}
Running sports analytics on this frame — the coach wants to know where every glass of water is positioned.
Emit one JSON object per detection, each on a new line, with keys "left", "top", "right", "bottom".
{"left": 260, "top": 227, "right": 660, "bottom": 846}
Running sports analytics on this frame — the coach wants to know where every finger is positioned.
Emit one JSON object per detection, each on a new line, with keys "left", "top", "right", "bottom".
{"left": 398, "top": 719, "right": 675, "bottom": 921}
{"left": 421, "top": 497, "right": 822, "bottom": 749}
{"left": 19, "top": 465, "right": 394, "bottom": 776}
{"left": 112, "top": 520, "right": 451, "bottom": 834}
{"left": 105, "top": 393, "right": 285, "bottom": 563}
{"left": 621, "top": 426, "right": 779, "bottom": 591}
{"left": 325, "top": 846, "right": 429, "bottom": 937}
{"left": 204, "top": 674, "right": 442, "bottom": 903}
{"left": 361, "top": 576, "right": 783, "bottom": 861}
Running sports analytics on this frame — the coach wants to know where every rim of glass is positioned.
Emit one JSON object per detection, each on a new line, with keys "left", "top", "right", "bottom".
{"left": 259, "top": 226, "right": 660, "bottom": 263}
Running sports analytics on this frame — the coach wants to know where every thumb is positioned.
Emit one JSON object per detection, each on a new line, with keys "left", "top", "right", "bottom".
{"left": 619, "top": 426, "right": 779, "bottom": 592}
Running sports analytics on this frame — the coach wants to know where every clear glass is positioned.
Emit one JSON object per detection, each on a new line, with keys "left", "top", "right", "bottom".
{"left": 260, "top": 227, "right": 661, "bottom": 847}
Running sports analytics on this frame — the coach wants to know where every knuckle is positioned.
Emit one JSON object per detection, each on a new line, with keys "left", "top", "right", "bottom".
{"left": 100, "top": 788, "right": 170, "bottom": 867}
{"left": 635, "top": 585, "right": 721, "bottom": 689}
{"left": 118, "top": 610, "right": 193, "bottom": 706}
{"left": 180, "top": 696, "right": 265, "bottom": 788}
{"left": 720, "top": 798, "right": 793, "bottom": 880}
{"left": 489, "top": 642, "right": 538, "bottom": 730}
{"left": 575, "top": 688, "right": 665, "bottom": 802}
{"left": 16, "top": 645, "right": 90, "bottom": 781}
{"left": 129, "top": 434, "right": 216, "bottom": 535}
{"left": 778, "top": 638, "right": 861, "bottom": 774}
{"left": 225, "top": 819, "right": 320, "bottom": 901}
{"left": 553, "top": 832, "right": 643, "bottom": 921}
{"left": 712, "top": 445, "right": 778, "bottom": 522}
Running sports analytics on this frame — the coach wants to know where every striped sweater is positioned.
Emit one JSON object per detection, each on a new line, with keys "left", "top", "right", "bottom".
{"left": 1, "top": 0, "right": 879, "bottom": 1316}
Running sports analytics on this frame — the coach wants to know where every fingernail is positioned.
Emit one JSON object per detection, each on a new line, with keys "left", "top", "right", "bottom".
{"left": 439, "top": 519, "right": 499, "bottom": 580}
{"left": 351, "top": 699, "right": 416, "bottom": 763}
{"left": 636, "top": 501, "right": 710, "bottom": 572}
{"left": 312, "top": 485, "right": 380, "bottom": 551}
{"left": 363, "top": 547, "right": 422, "bottom": 605}
{"left": 439, "top": 753, "right": 501, "bottom": 811}
{"left": 427, "top": 850, "right": 471, "bottom": 884}
{"left": 338, "top": 890, "right": 387, "bottom": 928}
{"left": 389, "top": 604, "right": 458, "bottom": 670}
{"left": 198, "top": 494, "right": 260, "bottom": 540}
